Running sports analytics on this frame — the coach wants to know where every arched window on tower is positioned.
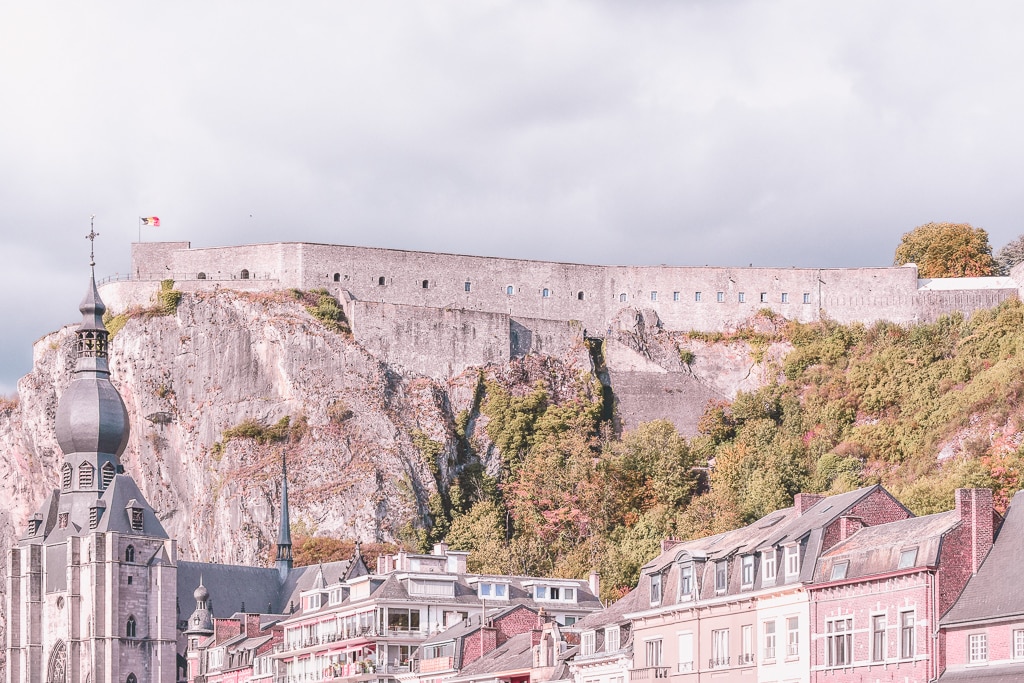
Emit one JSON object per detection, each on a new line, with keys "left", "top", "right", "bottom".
{"left": 126, "top": 616, "right": 137, "bottom": 638}
{"left": 578, "top": 292, "right": 585, "bottom": 300}
{"left": 125, "top": 545, "right": 135, "bottom": 563}
{"left": 197, "top": 272, "right": 207, "bottom": 280}
{"left": 333, "top": 273, "right": 340, "bottom": 282}
{"left": 78, "top": 462, "right": 94, "bottom": 489}
{"left": 102, "top": 461, "right": 116, "bottom": 489}
{"left": 240, "top": 269, "right": 250, "bottom": 280}
{"left": 127, "top": 674, "right": 138, "bottom": 683}
{"left": 61, "top": 463, "right": 72, "bottom": 491}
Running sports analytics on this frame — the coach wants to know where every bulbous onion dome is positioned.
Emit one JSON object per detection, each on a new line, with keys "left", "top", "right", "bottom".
{"left": 194, "top": 583, "right": 210, "bottom": 603}
{"left": 53, "top": 276, "right": 130, "bottom": 459}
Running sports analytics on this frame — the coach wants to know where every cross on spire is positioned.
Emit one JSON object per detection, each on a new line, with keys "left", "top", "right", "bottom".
{"left": 86, "top": 215, "right": 99, "bottom": 270}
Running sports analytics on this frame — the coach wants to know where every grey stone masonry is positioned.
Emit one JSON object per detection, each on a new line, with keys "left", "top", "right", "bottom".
{"left": 120, "top": 241, "right": 1022, "bottom": 334}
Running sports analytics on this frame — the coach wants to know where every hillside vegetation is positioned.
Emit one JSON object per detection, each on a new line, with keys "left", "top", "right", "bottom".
{"left": 412, "top": 299, "right": 1024, "bottom": 601}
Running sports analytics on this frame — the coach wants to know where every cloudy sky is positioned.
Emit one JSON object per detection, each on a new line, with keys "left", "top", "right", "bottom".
{"left": 3, "top": 1, "right": 1024, "bottom": 392}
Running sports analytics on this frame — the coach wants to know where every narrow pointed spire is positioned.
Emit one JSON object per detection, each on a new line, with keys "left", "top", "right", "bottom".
{"left": 276, "top": 450, "right": 293, "bottom": 581}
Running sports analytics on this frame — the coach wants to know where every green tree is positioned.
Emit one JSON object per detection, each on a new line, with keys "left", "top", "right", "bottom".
{"left": 995, "top": 234, "right": 1024, "bottom": 275}
{"left": 894, "top": 222, "right": 995, "bottom": 278}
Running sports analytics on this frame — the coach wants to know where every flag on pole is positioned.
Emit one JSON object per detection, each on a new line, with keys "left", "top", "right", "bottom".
{"left": 141, "top": 216, "right": 161, "bottom": 227}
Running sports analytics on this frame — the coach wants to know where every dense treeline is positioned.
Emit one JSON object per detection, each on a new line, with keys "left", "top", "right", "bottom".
{"left": 315, "top": 299, "right": 1024, "bottom": 603}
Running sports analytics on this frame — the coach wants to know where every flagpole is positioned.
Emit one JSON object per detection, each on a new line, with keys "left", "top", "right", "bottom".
{"left": 138, "top": 217, "right": 142, "bottom": 244}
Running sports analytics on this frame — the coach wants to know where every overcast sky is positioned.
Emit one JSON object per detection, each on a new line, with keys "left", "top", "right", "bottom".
{"left": 3, "top": 1, "right": 1024, "bottom": 392}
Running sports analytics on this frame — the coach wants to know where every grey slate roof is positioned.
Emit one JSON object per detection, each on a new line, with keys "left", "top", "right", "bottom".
{"left": 938, "top": 662, "right": 1024, "bottom": 682}
{"left": 814, "top": 510, "right": 959, "bottom": 583}
{"left": 942, "top": 489, "right": 1024, "bottom": 626}
{"left": 420, "top": 605, "right": 532, "bottom": 647}
{"left": 451, "top": 631, "right": 536, "bottom": 679}
{"left": 178, "top": 561, "right": 283, "bottom": 620}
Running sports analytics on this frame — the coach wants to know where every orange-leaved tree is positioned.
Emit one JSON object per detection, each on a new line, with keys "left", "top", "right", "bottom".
{"left": 893, "top": 222, "right": 995, "bottom": 278}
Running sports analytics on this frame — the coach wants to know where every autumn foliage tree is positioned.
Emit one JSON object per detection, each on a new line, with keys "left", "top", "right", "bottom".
{"left": 894, "top": 222, "right": 995, "bottom": 277}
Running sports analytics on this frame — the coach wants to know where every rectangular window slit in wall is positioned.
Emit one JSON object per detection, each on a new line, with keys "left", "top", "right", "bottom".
{"left": 695, "top": 292, "right": 702, "bottom": 302}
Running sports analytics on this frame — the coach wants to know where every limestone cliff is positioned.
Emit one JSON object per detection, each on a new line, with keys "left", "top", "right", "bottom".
{"left": 0, "top": 287, "right": 785, "bottom": 654}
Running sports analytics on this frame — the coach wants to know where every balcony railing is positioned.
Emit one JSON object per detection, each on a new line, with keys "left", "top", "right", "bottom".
{"left": 738, "top": 653, "right": 755, "bottom": 665}
{"left": 676, "top": 662, "right": 693, "bottom": 673}
{"left": 763, "top": 647, "right": 776, "bottom": 661}
{"left": 418, "top": 657, "right": 455, "bottom": 674}
{"left": 279, "top": 628, "right": 428, "bottom": 654}
{"left": 708, "top": 657, "right": 730, "bottom": 669}
{"left": 630, "top": 667, "right": 668, "bottom": 680}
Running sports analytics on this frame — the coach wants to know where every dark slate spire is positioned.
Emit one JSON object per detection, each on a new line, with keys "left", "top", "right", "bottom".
{"left": 276, "top": 451, "right": 293, "bottom": 581}
{"left": 53, "top": 226, "right": 130, "bottom": 494}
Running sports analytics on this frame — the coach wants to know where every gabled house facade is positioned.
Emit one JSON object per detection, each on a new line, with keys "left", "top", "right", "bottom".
{"left": 940, "top": 489, "right": 1024, "bottom": 681}
{"left": 269, "top": 544, "right": 602, "bottom": 683}
{"left": 570, "top": 581, "right": 639, "bottom": 683}
{"left": 808, "top": 488, "right": 996, "bottom": 682}
{"left": 621, "top": 486, "right": 912, "bottom": 683}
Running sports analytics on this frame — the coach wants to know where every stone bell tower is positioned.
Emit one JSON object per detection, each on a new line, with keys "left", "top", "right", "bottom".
{"left": 5, "top": 229, "right": 177, "bottom": 683}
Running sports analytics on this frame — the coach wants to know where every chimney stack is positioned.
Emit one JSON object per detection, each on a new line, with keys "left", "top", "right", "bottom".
{"left": 433, "top": 542, "right": 449, "bottom": 556}
{"left": 955, "top": 488, "right": 994, "bottom": 574}
{"left": 589, "top": 571, "right": 601, "bottom": 598}
{"left": 839, "top": 516, "right": 864, "bottom": 541}
{"left": 794, "top": 493, "right": 825, "bottom": 515}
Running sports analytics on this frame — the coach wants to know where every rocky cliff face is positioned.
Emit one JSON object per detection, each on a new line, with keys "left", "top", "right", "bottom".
{"left": 0, "top": 288, "right": 785, "bottom": 653}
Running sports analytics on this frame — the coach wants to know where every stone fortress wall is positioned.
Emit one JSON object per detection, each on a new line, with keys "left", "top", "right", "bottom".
{"left": 98, "top": 241, "right": 1024, "bottom": 430}
{"left": 116, "top": 240, "right": 1023, "bottom": 333}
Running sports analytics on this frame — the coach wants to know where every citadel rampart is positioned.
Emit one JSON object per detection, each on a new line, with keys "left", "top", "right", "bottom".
{"left": 116, "top": 241, "right": 1023, "bottom": 334}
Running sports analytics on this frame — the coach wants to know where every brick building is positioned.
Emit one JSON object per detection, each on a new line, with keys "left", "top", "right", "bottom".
{"left": 940, "top": 489, "right": 1024, "bottom": 681}
{"left": 809, "top": 489, "right": 996, "bottom": 682}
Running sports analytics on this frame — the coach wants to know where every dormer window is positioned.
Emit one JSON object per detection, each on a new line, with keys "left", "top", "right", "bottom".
{"left": 679, "top": 563, "right": 694, "bottom": 601}
{"left": 830, "top": 561, "right": 849, "bottom": 581}
{"left": 478, "top": 582, "right": 508, "bottom": 600}
{"left": 785, "top": 545, "right": 800, "bottom": 577}
{"left": 650, "top": 573, "right": 663, "bottom": 605}
{"left": 762, "top": 549, "right": 778, "bottom": 584}
{"left": 898, "top": 548, "right": 918, "bottom": 569}
{"left": 715, "top": 561, "right": 728, "bottom": 593}
{"left": 126, "top": 500, "right": 144, "bottom": 532}
{"left": 62, "top": 463, "right": 72, "bottom": 491}
{"left": 303, "top": 594, "right": 322, "bottom": 611}
{"left": 581, "top": 631, "right": 596, "bottom": 656}
{"left": 532, "top": 584, "right": 576, "bottom": 603}
{"left": 28, "top": 514, "right": 42, "bottom": 536}
{"left": 741, "top": 555, "right": 755, "bottom": 588}
{"left": 605, "top": 626, "right": 621, "bottom": 652}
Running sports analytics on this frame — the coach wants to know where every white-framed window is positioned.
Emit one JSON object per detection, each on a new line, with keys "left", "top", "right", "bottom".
{"left": 677, "top": 632, "right": 693, "bottom": 672}
{"left": 738, "top": 292, "right": 746, "bottom": 303}
{"left": 763, "top": 620, "right": 776, "bottom": 661}
{"left": 605, "top": 625, "right": 620, "bottom": 652}
{"left": 781, "top": 292, "right": 789, "bottom": 303}
{"left": 803, "top": 293, "right": 811, "bottom": 304}
{"left": 717, "top": 291, "right": 725, "bottom": 303}
{"left": 760, "top": 292, "right": 768, "bottom": 303}
{"left": 762, "top": 549, "right": 777, "bottom": 583}
{"left": 825, "top": 617, "right": 853, "bottom": 667}
{"left": 787, "top": 617, "right": 799, "bottom": 658}
{"left": 645, "top": 638, "right": 663, "bottom": 668}
{"left": 650, "top": 573, "right": 663, "bottom": 605}
{"left": 785, "top": 545, "right": 800, "bottom": 577}
{"left": 543, "top": 288, "right": 551, "bottom": 298}
{"left": 830, "top": 561, "right": 849, "bottom": 581}
{"left": 506, "top": 285, "right": 514, "bottom": 295}
{"left": 679, "top": 563, "right": 693, "bottom": 601}
{"left": 715, "top": 561, "right": 728, "bottom": 593}
{"left": 741, "top": 555, "right": 754, "bottom": 587}
{"left": 1015, "top": 629, "right": 1024, "bottom": 659}
{"left": 694, "top": 291, "right": 701, "bottom": 302}
{"left": 872, "top": 614, "right": 886, "bottom": 662}
{"left": 898, "top": 548, "right": 918, "bottom": 569}
{"left": 711, "top": 629, "right": 729, "bottom": 668}
{"left": 741, "top": 624, "right": 754, "bottom": 664}
{"left": 900, "top": 611, "right": 915, "bottom": 659}
{"left": 581, "top": 631, "right": 596, "bottom": 656}
{"left": 477, "top": 582, "right": 508, "bottom": 600}
{"left": 650, "top": 291, "right": 657, "bottom": 302}
{"left": 969, "top": 633, "right": 988, "bottom": 663}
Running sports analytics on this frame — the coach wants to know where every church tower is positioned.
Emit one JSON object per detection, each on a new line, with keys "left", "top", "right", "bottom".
{"left": 5, "top": 234, "right": 177, "bottom": 683}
